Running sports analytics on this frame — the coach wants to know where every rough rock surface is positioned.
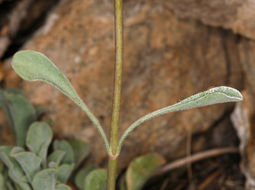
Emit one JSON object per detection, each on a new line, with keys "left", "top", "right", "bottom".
{"left": 169, "top": 0, "right": 255, "bottom": 40}
{"left": 6, "top": 0, "right": 244, "bottom": 168}
{"left": 0, "top": 0, "right": 59, "bottom": 58}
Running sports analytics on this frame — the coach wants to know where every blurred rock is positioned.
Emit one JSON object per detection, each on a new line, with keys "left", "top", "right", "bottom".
{"left": 232, "top": 38, "right": 255, "bottom": 189}
{"left": 169, "top": 0, "right": 255, "bottom": 40}
{"left": 6, "top": 0, "right": 244, "bottom": 168}
{"left": 231, "top": 92, "right": 255, "bottom": 189}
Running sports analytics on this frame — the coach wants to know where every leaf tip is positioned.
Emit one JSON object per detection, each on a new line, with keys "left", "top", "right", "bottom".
{"left": 211, "top": 86, "right": 243, "bottom": 102}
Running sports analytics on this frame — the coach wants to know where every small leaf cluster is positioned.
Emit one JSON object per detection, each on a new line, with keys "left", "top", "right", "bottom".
{"left": 0, "top": 90, "right": 89, "bottom": 190}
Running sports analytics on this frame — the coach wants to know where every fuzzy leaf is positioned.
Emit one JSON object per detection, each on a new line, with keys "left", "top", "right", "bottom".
{"left": 32, "top": 169, "right": 56, "bottom": 190}
{"left": 48, "top": 161, "right": 58, "bottom": 169}
{"left": 84, "top": 169, "right": 107, "bottom": 190}
{"left": 26, "top": 122, "right": 52, "bottom": 163}
{"left": 0, "top": 146, "right": 13, "bottom": 168}
{"left": 11, "top": 150, "right": 41, "bottom": 182}
{"left": 67, "top": 138, "right": 89, "bottom": 169}
{"left": 48, "top": 150, "right": 66, "bottom": 166}
{"left": 11, "top": 50, "right": 81, "bottom": 106}
{"left": 55, "top": 184, "right": 71, "bottom": 190}
{"left": 12, "top": 180, "right": 31, "bottom": 190}
{"left": 75, "top": 165, "right": 97, "bottom": 189}
{"left": 11, "top": 50, "right": 110, "bottom": 154}
{"left": 53, "top": 140, "right": 74, "bottom": 164}
{"left": 56, "top": 164, "right": 74, "bottom": 183}
{"left": 0, "top": 146, "right": 27, "bottom": 183}
{"left": 0, "top": 91, "right": 36, "bottom": 147}
{"left": 126, "top": 153, "right": 165, "bottom": 190}
{"left": 118, "top": 86, "right": 243, "bottom": 153}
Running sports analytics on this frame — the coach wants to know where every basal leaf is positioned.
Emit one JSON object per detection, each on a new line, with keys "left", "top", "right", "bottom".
{"left": 0, "top": 91, "right": 36, "bottom": 147}
{"left": 126, "top": 153, "right": 165, "bottom": 190}
{"left": 74, "top": 165, "right": 97, "bottom": 189}
{"left": 55, "top": 184, "right": 71, "bottom": 190}
{"left": 0, "top": 146, "right": 27, "bottom": 183}
{"left": 56, "top": 164, "right": 74, "bottom": 183}
{"left": 26, "top": 122, "right": 52, "bottom": 164}
{"left": 8, "top": 169, "right": 31, "bottom": 190}
{"left": 48, "top": 161, "right": 58, "bottom": 169}
{"left": 32, "top": 169, "right": 56, "bottom": 190}
{"left": 10, "top": 147, "right": 24, "bottom": 155}
{"left": 84, "top": 169, "right": 107, "bottom": 190}
{"left": 0, "top": 146, "right": 13, "bottom": 168}
{"left": 48, "top": 150, "right": 66, "bottom": 166}
{"left": 53, "top": 140, "right": 74, "bottom": 164}
{"left": 67, "top": 138, "right": 89, "bottom": 169}
{"left": 11, "top": 150, "right": 41, "bottom": 182}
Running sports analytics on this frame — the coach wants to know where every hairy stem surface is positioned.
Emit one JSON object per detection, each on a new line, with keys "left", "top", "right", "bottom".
{"left": 107, "top": 0, "right": 123, "bottom": 189}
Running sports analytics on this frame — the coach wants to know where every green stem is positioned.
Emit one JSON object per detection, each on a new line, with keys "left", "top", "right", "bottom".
{"left": 107, "top": 156, "right": 118, "bottom": 190}
{"left": 107, "top": 0, "right": 123, "bottom": 189}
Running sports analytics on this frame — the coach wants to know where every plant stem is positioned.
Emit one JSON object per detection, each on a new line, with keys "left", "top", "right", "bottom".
{"left": 107, "top": 0, "right": 123, "bottom": 189}
{"left": 107, "top": 155, "right": 118, "bottom": 190}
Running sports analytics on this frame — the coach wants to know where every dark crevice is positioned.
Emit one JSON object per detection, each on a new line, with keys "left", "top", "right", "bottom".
{"left": 192, "top": 108, "right": 240, "bottom": 149}
{"left": 0, "top": 0, "right": 61, "bottom": 61}
{"left": 0, "top": 0, "right": 19, "bottom": 26}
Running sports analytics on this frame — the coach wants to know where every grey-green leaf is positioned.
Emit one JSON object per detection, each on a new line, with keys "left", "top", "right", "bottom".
{"left": 11, "top": 50, "right": 110, "bottom": 154}
{"left": 84, "top": 169, "right": 107, "bottom": 190}
{"left": 11, "top": 150, "right": 41, "bottom": 182}
{"left": 55, "top": 184, "right": 71, "bottom": 190}
{"left": 0, "top": 146, "right": 27, "bottom": 183}
{"left": 48, "top": 150, "right": 66, "bottom": 166}
{"left": 26, "top": 122, "right": 52, "bottom": 164}
{"left": 118, "top": 86, "right": 243, "bottom": 153}
{"left": 11, "top": 50, "right": 80, "bottom": 104}
{"left": 12, "top": 180, "right": 31, "bottom": 190}
{"left": 32, "top": 169, "right": 56, "bottom": 190}
{"left": 53, "top": 140, "right": 74, "bottom": 164}
{"left": 67, "top": 138, "right": 89, "bottom": 169}
{"left": 126, "top": 153, "right": 165, "bottom": 190}
{"left": 0, "top": 91, "right": 36, "bottom": 147}
{"left": 74, "top": 165, "right": 97, "bottom": 189}
{"left": 56, "top": 164, "right": 74, "bottom": 183}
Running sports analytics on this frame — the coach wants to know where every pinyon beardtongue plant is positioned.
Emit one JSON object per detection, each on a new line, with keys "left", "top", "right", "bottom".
{"left": 11, "top": 0, "right": 243, "bottom": 189}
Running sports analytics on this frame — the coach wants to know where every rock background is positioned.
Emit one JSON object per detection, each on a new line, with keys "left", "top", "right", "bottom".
{"left": 1, "top": 0, "right": 255, "bottom": 173}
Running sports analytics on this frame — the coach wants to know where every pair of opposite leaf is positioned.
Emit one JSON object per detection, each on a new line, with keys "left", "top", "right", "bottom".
{"left": 11, "top": 50, "right": 243, "bottom": 155}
